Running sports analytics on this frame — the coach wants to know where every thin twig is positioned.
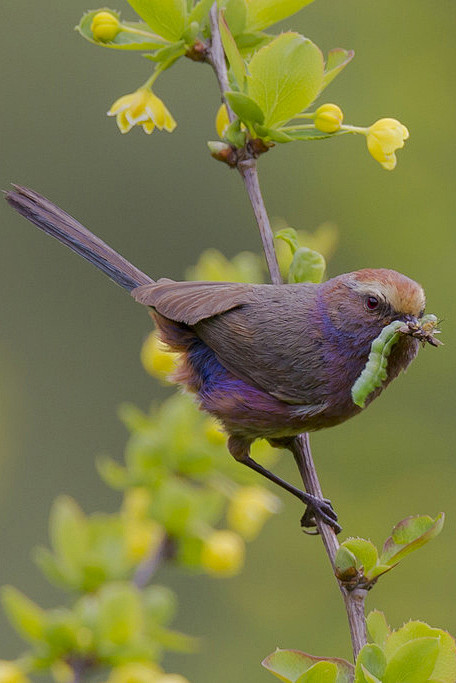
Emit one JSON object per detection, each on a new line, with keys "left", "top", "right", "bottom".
{"left": 208, "top": 6, "right": 236, "bottom": 124}
{"left": 207, "top": 5, "right": 367, "bottom": 661}
{"left": 237, "top": 160, "right": 282, "bottom": 285}
{"left": 133, "top": 534, "right": 171, "bottom": 589}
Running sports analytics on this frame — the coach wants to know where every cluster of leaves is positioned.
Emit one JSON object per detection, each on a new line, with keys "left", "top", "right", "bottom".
{"left": 77, "top": 1, "right": 359, "bottom": 154}
{"left": 2, "top": 577, "right": 194, "bottom": 673}
{"left": 0, "top": 247, "right": 290, "bottom": 683}
{"left": 219, "top": 18, "right": 352, "bottom": 146}
{"left": 77, "top": 0, "right": 326, "bottom": 71}
{"left": 263, "top": 612, "right": 456, "bottom": 683}
{"left": 262, "top": 513, "right": 454, "bottom": 682}
{"left": 335, "top": 514, "right": 445, "bottom": 589}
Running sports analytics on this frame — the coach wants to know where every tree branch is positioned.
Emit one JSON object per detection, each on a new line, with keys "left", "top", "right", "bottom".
{"left": 207, "top": 3, "right": 367, "bottom": 661}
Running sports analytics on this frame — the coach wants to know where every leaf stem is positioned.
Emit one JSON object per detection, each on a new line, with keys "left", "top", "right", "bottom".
{"left": 207, "top": 2, "right": 367, "bottom": 661}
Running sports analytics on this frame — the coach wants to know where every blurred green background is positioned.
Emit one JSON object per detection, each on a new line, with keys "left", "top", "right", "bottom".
{"left": 1, "top": 0, "right": 455, "bottom": 680}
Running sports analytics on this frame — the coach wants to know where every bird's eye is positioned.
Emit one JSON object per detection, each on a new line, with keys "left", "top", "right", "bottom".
{"left": 366, "top": 296, "right": 380, "bottom": 311}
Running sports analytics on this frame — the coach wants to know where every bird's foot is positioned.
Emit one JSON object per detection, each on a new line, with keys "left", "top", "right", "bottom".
{"left": 300, "top": 495, "right": 341, "bottom": 535}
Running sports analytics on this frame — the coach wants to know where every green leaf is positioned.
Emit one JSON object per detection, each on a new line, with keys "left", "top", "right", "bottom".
{"left": 384, "top": 621, "right": 456, "bottom": 683}
{"left": 224, "top": 118, "right": 247, "bottom": 147}
{"left": 380, "top": 513, "right": 445, "bottom": 566}
{"left": 144, "top": 41, "right": 186, "bottom": 68}
{"left": 126, "top": 0, "right": 187, "bottom": 41}
{"left": 358, "top": 667, "right": 381, "bottom": 683}
{"left": 150, "top": 478, "right": 200, "bottom": 535}
{"left": 245, "top": 0, "right": 315, "bottom": 32}
{"left": 248, "top": 33, "right": 324, "bottom": 127}
{"left": 96, "top": 456, "right": 129, "bottom": 490}
{"left": 44, "top": 609, "right": 79, "bottom": 657}
{"left": 1, "top": 586, "right": 45, "bottom": 642}
{"left": 321, "top": 48, "right": 355, "bottom": 90}
{"left": 341, "top": 538, "right": 379, "bottom": 574}
{"left": 355, "top": 644, "right": 387, "bottom": 683}
{"left": 189, "top": 0, "right": 213, "bottom": 26}
{"left": 224, "top": 0, "right": 247, "bottom": 35}
{"left": 97, "top": 582, "right": 144, "bottom": 647}
{"left": 276, "top": 228, "right": 300, "bottom": 255}
{"left": 77, "top": 11, "right": 168, "bottom": 50}
{"left": 297, "top": 661, "right": 338, "bottom": 682}
{"left": 236, "top": 31, "right": 273, "bottom": 56}
{"left": 34, "top": 547, "right": 72, "bottom": 589}
{"left": 288, "top": 247, "right": 326, "bottom": 283}
{"left": 220, "top": 12, "right": 247, "bottom": 89}
{"left": 334, "top": 545, "right": 358, "bottom": 582}
{"left": 367, "top": 611, "right": 391, "bottom": 649}
{"left": 143, "top": 585, "right": 177, "bottom": 626}
{"left": 383, "top": 637, "right": 439, "bottom": 683}
{"left": 262, "top": 649, "right": 354, "bottom": 683}
{"left": 364, "top": 563, "right": 393, "bottom": 581}
{"left": 255, "top": 125, "right": 293, "bottom": 142}
{"left": 50, "top": 496, "right": 88, "bottom": 582}
{"left": 149, "top": 625, "right": 199, "bottom": 653}
{"left": 225, "top": 92, "right": 264, "bottom": 124}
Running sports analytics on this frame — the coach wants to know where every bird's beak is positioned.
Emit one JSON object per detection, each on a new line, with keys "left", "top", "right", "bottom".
{"left": 401, "top": 314, "right": 420, "bottom": 326}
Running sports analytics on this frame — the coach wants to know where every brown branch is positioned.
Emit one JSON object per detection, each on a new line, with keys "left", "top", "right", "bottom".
{"left": 237, "top": 160, "right": 283, "bottom": 285}
{"left": 133, "top": 534, "right": 172, "bottom": 589}
{"left": 207, "top": 3, "right": 367, "bottom": 661}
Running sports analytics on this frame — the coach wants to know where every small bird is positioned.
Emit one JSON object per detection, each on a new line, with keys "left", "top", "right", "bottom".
{"left": 5, "top": 186, "right": 435, "bottom": 532}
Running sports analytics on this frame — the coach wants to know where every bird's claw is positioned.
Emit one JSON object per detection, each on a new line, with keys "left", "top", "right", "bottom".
{"left": 300, "top": 496, "right": 341, "bottom": 535}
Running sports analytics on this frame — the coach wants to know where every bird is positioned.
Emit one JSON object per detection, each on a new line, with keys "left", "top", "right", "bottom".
{"left": 5, "top": 186, "right": 433, "bottom": 532}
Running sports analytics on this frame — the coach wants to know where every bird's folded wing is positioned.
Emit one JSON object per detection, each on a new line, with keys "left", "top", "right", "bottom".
{"left": 131, "top": 280, "right": 256, "bottom": 325}
{"left": 133, "top": 280, "right": 326, "bottom": 410}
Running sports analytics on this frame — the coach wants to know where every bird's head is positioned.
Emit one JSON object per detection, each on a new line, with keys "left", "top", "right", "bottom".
{"left": 321, "top": 268, "right": 427, "bottom": 350}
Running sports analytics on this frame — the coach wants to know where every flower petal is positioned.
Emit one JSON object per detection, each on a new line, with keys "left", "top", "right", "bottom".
{"left": 142, "top": 120, "right": 156, "bottom": 134}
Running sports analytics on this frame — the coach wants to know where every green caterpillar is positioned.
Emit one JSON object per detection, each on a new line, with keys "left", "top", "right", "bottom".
{"left": 351, "top": 320, "right": 405, "bottom": 409}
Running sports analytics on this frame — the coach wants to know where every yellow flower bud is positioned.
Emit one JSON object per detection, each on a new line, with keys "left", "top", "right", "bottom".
{"left": 124, "top": 518, "right": 164, "bottom": 563}
{"left": 215, "top": 104, "right": 230, "bottom": 138}
{"left": 140, "top": 332, "right": 179, "bottom": 381}
{"left": 0, "top": 662, "right": 30, "bottom": 683}
{"left": 366, "top": 118, "right": 409, "bottom": 170}
{"left": 314, "top": 103, "right": 343, "bottom": 133}
{"left": 203, "top": 418, "right": 226, "bottom": 445}
{"left": 227, "top": 486, "right": 280, "bottom": 540}
{"left": 51, "top": 661, "right": 73, "bottom": 683}
{"left": 91, "top": 12, "right": 120, "bottom": 42}
{"left": 106, "top": 663, "right": 162, "bottom": 683}
{"left": 201, "top": 530, "right": 245, "bottom": 576}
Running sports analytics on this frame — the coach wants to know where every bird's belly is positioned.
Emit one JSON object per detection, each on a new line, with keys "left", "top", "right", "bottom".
{"left": 171, "top": 334, "right": 358, "bottom": 438}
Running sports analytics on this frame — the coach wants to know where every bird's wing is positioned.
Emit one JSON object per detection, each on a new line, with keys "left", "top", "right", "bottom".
{"left": 134, "top": 280, "right": 326, "bottom": 408}
{"left": 131, "top": 279, "right": 256, "bottom": 325}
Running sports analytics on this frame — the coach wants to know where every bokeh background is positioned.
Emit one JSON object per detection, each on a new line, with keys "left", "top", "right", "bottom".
{"left": 1, "top": 1, "right": 455, "bottom": 680}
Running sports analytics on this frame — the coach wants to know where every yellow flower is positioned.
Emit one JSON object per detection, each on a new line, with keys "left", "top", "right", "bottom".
{"left": 314, "top": 103, "right": 343, "bottom": 133}
{"left": 124, "top": 518, "right": 164, "bottom": 562}
{"left": 140, "top": 332, "right": 179, "bottom": 381}
{"left": 91, "top": 11, "right": 120, "bottom": 42}
{"left": 215, "top": 104, "right": 230, "bottom": 138}
{"left": 203, "top": 417, "right": 226, "bottom": 445}
{"left": 108, "top": 88, "right": 177, "bottom": 135}
{"left": 366, "top": 118, "right": 409, "bottom": 170}
{"left": 0, "top": 662, "right": 29, "bottom": 683}
{"left": 201, "top": 530, "right": 245, "bottom": 576}
{"left": 227, "top": 486, "right": 280, "bottom": 540}
{"left": 106, "top": 663, "right": 162, "bottom": 683}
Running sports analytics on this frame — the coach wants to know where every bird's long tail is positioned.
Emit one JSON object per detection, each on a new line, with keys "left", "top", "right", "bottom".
{"left": 5, "top": 185, "right": 153, "bottom": 291}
